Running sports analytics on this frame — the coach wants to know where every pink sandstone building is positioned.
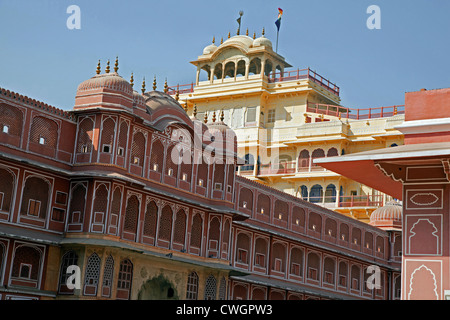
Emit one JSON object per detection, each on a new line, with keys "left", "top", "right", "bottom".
{"left": 0, "top": 60, "right": 401, "bottom": 300}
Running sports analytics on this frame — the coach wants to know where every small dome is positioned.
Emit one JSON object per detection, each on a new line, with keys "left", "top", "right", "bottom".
{"left": 369, "top": 200, "right": 402, "bottom": 230}
{"left": 203, "top": 43, "right": 217, "bottom": 55}
{"left": 221, "top": 35, "right": 254, "bottom": 52}
{"left": 77, "top": 72, "right": 133, "bottom": 96}
{"left": 132, "top": 90, "right": 146, "bottom": 109}
{"left": 253, "top": 35, "right": 272, "bottom": 48}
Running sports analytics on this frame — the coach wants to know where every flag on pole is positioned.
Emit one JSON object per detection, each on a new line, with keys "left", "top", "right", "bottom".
{"left": 275, "top": 8, "right": 283, "bottom": 31}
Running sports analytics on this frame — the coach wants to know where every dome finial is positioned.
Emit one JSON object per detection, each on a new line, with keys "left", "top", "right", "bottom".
{"left": 153, "top": 75, "right": 157, "bottom": 91}
{"left": 220, "top": 37, "right": 223, "bottom": 44}
{"left": 114, "top": 56, "right": 119, "bottom": 73}
{"left": 96, "top": 60, "right": 101, "bottom": 75}
{"left": 253, "top": 32, "right": 256, "bottom": 40}
{"left": 220, "top": 110, "right": 224, "bottom": 122}
{"left": 212, "top": 36, "right": 215, "bottom": 44}
{"left": 262, "top": 27, "right": 265, "bottom": 36}
{"left": 246, "top": 28, "right": 249, "bottom": 36}
{"left": 105, "top": 60, "right": 110, "bottom": 73}
{"left": 175, "top": 86, "right": 180, "bottom": 101}
{"left": 236, "top": 27, "right": 240, "bottom": 35}
{"left": 130, "top": 72, "right": 134, "bottom": 88}
{"left": 228, "top": 31, "right": 231, "bottom": 39}
{"left": 204, "top": 112, "right": 208, "bottom": 124}
{"left": 212, "top": 110, "right": 216, "bottom": 123}
{"left": 164, "top": 78, "right": 168, "bottom": 93}
{"left": 141, "top": 77, "right": 146, "bottom": 94}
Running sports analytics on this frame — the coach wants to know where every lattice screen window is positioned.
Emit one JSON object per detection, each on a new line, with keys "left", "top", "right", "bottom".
{"left": 117, "top": 121, "right": 128, "bottom": 156}
{"left": 58, "top": 251, "right": 78, "bottom": 294}
{"left": 0, "top": 168, "right": 13, "bottom": 213}
{"left": 11, "top": 245, "right": 41, "bottom": 280}
{"left": 101, "top": 255, "right": 114, "bottom": 298}
{"left": 76, "top": 118, "right": 94, "bottom": 153}
{"left": 185, "top": 272, "right": 199, "bottom": 300}
{"left": 190, "top": 214, "right": 202, "bottom": 248}
{"left": 218, "top": 277, "right": 227, "bottom": 300}
{"left": 29, "top": 116, "right": 58, "bottom": 148}
{"left": 173, "top": 210, "right": 186, "bottom": 245}
{"left": 204, "top": 275, "right": 217, "bottom": 300}
{"left": 165, "top": 144, "right": 179, "bottom": 177}
{"left": 83, "top": 253, "right": 101, "bottom": 296}
{"left": 109, "top": 188, "right": 122, "bottom": 230}
{"left": 208, "top": 217, "right": 220, "bottom": 248}
{"left": 267, "top": 109, "right": 276, "bottom": 123}
{"left": 131, "top": 132, "right": 146, "bottom": 167}
{"left": 93, "top": 184, "right": 109, "bottom": 223}
{"left": 0, "top": 103, "right": 23, "bottom": 138}
{"left": 69, "top": 184, "right": 86, "bottom": 224}
{"left": 158, "top": 206, "right": 173, "bottom": 241}
{"left": 101, "top": 118, "right": 115, "bottom": 153}
{"left": 143, "top": 201, "right": 157, "bottom": 237}
{"left": 150, "top": 140, "right": 164, "bottom": 173}
{"left": 123, "top": 195, "right": 139, "bottom": 233}
{"left": 117, "top": 259, "right": 133, "bottom": 291}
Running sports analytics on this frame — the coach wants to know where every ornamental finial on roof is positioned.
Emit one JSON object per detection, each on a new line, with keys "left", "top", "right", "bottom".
{"left": 253, "top": 32, "right": 256, "bottom": 39}
{"left": 153, "top": 75, "right": 157, "bottom": 91}
{"left": 130, "top": 72, "right": 134, "bottom": 88}
{"left": 114, "top": 56, "right": 119, "bottom": 73}
{"left": 262, "top": 27, "right": 265, "bottom": 36}
{"left": 193, "top": 104, "right": 197, "bottom": 117}
{"left": 96, "top": 60, "right": 101, "bottom": 75}
{"left": 220, "top": 37, "right": 223, "bottom": 44}
{"left": 212, "top": 110, "right": 216, "bottom": 123}
{"left": 228, "top": 31, "right": 231, "bottom": 39}
{"left": 212, "top": 36, "right": 215, "bottom": 44}
{"left": 164, "top": 78, "right": 168, "bottom": 93}
{"left": 220, "top": 110, "right": 224, "bottom": 122}
{"left": 246, "top": 28, "right": 249, "bottom": 36}
{"left": 105, "top": 60, "right": 110, "bottom": 73}
{"left": 141, "top": 77, "right": 146, "bottom": 94}
{"left": 204, "top": 112, "right": 208, "bottom": 123}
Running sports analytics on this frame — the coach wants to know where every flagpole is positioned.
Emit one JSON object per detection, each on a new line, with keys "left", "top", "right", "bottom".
{"left": 276, "top": 29, "right": 279, "bottom": 53}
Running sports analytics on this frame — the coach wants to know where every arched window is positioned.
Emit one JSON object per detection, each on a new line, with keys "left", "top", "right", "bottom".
{"left": 173, "top": 209, "right": 187, "bottom": 247}
{"left": 248, "top": 58, "right": 261, "bottom": 75}
{"left": 190, "top": 214, "right": 203, "bottom": 252}
{"left": 241, "top": 154, "right": 254, "bottom": 172}
{"left": 271, "top": 242, "right": 286, "bottom": 273}
{"left": 20, "top": 176, "right": 50, "bottom": 220}
{"left": 131, "top": 131, "right": 146, "bottom": 168}
{"left": 101, "top": 255, "right": 114, "bottom": 298}
{"left": 224, "top": 61, "right": 235, "bottom": 78}
{"left": 12, "top": 245, "right": 42, "bottom": 283}
{"left": 292, "top": 206, "right": 305, "bottom": 228}
{"left": 83, "top": 252, "right": 101, "bottom": 296}
{"left": 204, "top": 274, "right": 217, "bottom": 300}
{"left": 123, "top": 195, "right": 140, "bottom": 236}
{"left": 92, "top": 184, "right": 109, "bottom": 232}
{"left": 0, "top": 103, "right": 23, "bottom": 147}
{"left": 29, "top": 116, "right": 58, "bottom": 150}
{"left": 309, "top": 185, "right": 323, "bottom": 203}
{"left": 213, "top": 63, "right": 223, "bottom": 80}
{"left": 325, "top": 218, "right": 337, "bottom": 238}
{"left": 186, "top": 272, "right": 199, "bottom": 300}
{"left": 274, "top": 200, "right": 288, "bottom": 222}
{"left": 218, "top": 277, "right": 227, "bottom": 300}
{"left": 108, "top": 187, "right": 122, "bottom": 235}
{"left": 68, "top": 183, "right": 86, "bottom": 226}
{"left": 290, "top": 247, "right": 304, "bottom": 277}
{"left": 308, "top": 212, "right": 322, "bottom": 233}
{"left": 76, "top": 117, "right": 94, "bottom": 154}
{"left": 117, "top": 259, "right": 133, "bottom": 300}
{"left": 117, "top": 121, "right": 129, "bottom": 159}
{"left": 158, "top": 205, "right": 173, "bottom": 243}
{"left": 150, "top": 139, "right": 164, "bottom": 174}
{"left": 58, "top": 250, "right": 78, "bottom": 294}
{"left": 298, "top": 150, "right": 310, "bottom": 171}
{"left": 257, "top": 193, "right": 270, "bottom": 216}
{"left": 239, "top": 187, "right": 253, "bottom": 211}
{"left": 208, "top": 216, "right": 221, "bottom": 256}
{"left": 100, "top": 117, "right": 116, "bottom": 155}
{"left": 254, "top": 237, "right": 268, "bottom": 268}
{"left": 311, "top": 149, "right": 325, "bottom": 170}
{"left": 338, "top": 261, "right": 348, "bottom": 287}
{"left": 143, "top": 201, "right": 158, "bottom": 242}
{"left": 0, "top": 167, "right": 15, "bottom": 214}
{"left": 306, "top": 252, "right": 320, "bottom": 281}
{"left": 340, "top": 223, "right": 349, "bottom": 242}
{"left": 323, "top": 257, "right": 336, "bottom": 284}
{"left": 236, "top": 233, "right": 251, "bottom": 265}
{"left": 236, "top": 60, "right": 246, "bottom": 77}
{"left": 324, "top": 184, "right": 336, "bottom": 203}
{"left": 327, "top": 148, "right": 338, "bottom": 157}
{"left": 351, "top": 265, "right": 361, "bottom": 290}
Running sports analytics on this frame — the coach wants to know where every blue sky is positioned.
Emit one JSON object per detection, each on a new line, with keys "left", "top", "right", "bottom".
{"left": 0, "top": 0, "right": 449, "bottom": 110}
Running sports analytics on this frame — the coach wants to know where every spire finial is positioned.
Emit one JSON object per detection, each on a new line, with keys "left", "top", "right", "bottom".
{"left": 141, "top": 77, "right": 146, "bottom": 94}
{"left": 153, "top": 75, "right": 157, "bottom": 91}
{"left": 246, "top": 28, "right": 249, "bottom": 36}
{"left": 220, "top": 110, "right": 224, "bottom": 122}
{"left": 212, "top": 36, "right": 215, "bottom": 44}
{"left": 114, "top": 56, "right": 119, "bottom": 73}
{"left": 228, "top": 31, "right": 231, "bottom": 39}
{"left": 96, "top": 60, "right": 101, "bottom": 75}
{"left": 212, "top": 110, "right": 216, "bottom": 123}
{"left": 184, "top": 100, "right": 188, "bottom": 112}
{"left": 164, "top": 78, "right": 168, "bottom": 93}
{"left": 175, "top": 86, "right": 180, "bottom": 101}
{"left": 130, "top": 72, "right": 134, "bottom": 88}
{"left": 220, "top": 37, "right": 223, "bottom": 44}
{"left": 105, "top": 60, "right": 110, "bottom": 73}
{"left": 204, "top": 112, "right": 208, "bottom": 124}
{"left": 262, "top": 27, "right": 265, "bottom": 36}
{"left": 237, "top": 28, "right": 240, "bottom": 35}
{"left": 193, "top": 104, "right": 197, "bottom": 117}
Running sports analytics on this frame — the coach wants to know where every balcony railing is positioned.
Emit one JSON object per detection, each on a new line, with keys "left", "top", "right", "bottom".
{"left": 307, "top": 102, "right": 405, "bottom": 120}
{"left": 304, "top": 194, "right": 385, "bottom": 208}
{"left": 166, "top": 68, "right": 340, "bottom": 97}
{"left": 258, "top": 161, "right": 297, "bottom": 175}
{"left": 268, "top": 68, "right": 340, "bottom": 96}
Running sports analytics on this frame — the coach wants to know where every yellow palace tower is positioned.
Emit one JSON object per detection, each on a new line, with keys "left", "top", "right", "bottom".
{"left": 168, "top": 28, "right": 405, "bottom": 223}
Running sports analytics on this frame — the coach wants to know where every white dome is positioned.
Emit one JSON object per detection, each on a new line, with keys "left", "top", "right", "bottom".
{"left": 253, "top": 35, "right": 272, "bottom": 48}
{"left": 203, "top": 43, "right": 217, "bottom": 55}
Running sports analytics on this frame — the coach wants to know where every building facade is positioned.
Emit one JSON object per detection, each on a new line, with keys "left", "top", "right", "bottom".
{"left": 169, "top": 31, "right": 405, "bottom": 222}
{"left": 0, "top": 57, "right": 401, "bottom": 300}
